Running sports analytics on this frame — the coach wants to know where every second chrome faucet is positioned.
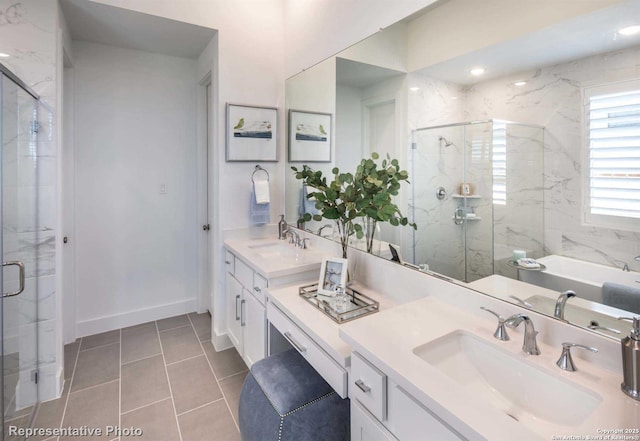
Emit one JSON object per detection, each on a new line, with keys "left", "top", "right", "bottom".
{"left": 482, "top": 307, "right": 540, "bottom": 355}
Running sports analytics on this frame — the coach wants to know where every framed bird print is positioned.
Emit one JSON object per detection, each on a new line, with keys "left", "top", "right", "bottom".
{"left": 288, "top": 110, "right": 332, "bottom": 162}
{"left": 226, "top": 103, "right": 278, "bottom": 162}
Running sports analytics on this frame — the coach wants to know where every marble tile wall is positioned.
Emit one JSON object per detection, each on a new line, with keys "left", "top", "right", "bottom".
{"left": 465, "top": 45, "right": 640, "bottom": 273}
{"left": 1, "top": 0, "right": 58, "bottom": 405}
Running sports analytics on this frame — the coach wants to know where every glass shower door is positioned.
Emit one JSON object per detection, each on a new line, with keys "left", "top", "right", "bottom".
{"left": 1, "top": 73, "right": 39, "bottom": 433}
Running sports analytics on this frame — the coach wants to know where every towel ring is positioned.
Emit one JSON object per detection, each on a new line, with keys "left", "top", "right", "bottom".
{"left": 251, "top": 165, "right": 269, "bottom": 183}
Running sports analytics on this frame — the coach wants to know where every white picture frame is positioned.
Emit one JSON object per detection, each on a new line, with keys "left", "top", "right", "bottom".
{"left": 226, "top": 103, "right": 278, "bottom": 162}
{"left": 318, "top": 257, "right": 348, "bottom": 296}
{"left": 288, "top": 109, "right": 332, "bottom": 162}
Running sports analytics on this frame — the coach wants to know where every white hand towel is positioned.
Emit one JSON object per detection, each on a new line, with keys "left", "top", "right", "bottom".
{"left": 254, "top": 179, "right": 270, "bottom": 204}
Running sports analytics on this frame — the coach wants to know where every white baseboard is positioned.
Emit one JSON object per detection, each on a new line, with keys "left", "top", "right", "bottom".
{"left": 212, "top": 330, "right": 233, "bottom": 352}
{"left": 76, "top": 299, "right": 197, "bottom": 337}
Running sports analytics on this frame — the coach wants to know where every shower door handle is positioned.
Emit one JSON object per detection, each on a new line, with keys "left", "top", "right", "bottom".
{"left": 3, "top": 261, "right": 25, "bottom": 297}
{"left": 453, "top": 207, "right": 465, "bottom": 225}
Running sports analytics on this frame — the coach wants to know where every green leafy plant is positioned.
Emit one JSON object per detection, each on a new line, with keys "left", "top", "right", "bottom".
{"left": 291, "top": 165, "right": 359, "bottom": 258}
{"left": 292, "top": 152, "right": 416, "bottom": 257}
{"left": 353, "top": 153, "right": 416, "bottom": 252}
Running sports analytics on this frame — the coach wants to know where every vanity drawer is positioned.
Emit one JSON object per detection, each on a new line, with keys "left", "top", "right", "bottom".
{"left": 235, "top": 258, "right": 253, "bottom": 290}
{"left": 252, "top": 273, "right": 267, "bottom": 305}
{"left": 351, "top": 352, "right": 387, "bottom": 421}
{"left": 267, "top": 302, "right": 347, "bottom": 398}
{"left": 225, "top": 251, "right": 235, "bottom": 275}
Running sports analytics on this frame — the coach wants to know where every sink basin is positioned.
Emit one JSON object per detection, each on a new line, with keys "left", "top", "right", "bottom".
{"left": 247, "top": 241, "right": 298, "bottom": 259}
{"left": 413, "top": 331, "right": 601, "bottom": 432}
{"left": 523, "top": 295, "right": 624, "bottom": 336}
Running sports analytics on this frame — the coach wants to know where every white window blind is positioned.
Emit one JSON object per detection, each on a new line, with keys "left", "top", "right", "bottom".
{"left": 587, "top": 85, "right": 640, "bottom": 220}
{"left": 492, "top": 122, "right": 507, "bottom": 205}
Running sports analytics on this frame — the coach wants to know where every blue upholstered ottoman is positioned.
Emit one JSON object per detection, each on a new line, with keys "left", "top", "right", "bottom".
{"left": 239, "top": 349, "right": 350, "bottom": 441}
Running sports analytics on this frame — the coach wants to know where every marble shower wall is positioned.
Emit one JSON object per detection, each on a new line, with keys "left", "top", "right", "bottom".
{"left": 465, "top": 45, "right": 640, "bottom": 272}
{"left": 0, "top": 0, "right": 58, "bottom": 403}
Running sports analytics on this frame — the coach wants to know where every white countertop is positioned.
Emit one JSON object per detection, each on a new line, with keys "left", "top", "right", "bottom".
{"left": 339, "top": 295, "right": 640, "bottom": 441}
{"left": 225, "top": 237, "right": 325, "bottom": 279}
{"left": 266, "top": 282, "right": 398, "bottom": 368}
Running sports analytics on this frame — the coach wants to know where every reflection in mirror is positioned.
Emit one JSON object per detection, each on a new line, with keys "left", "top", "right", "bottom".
{"left": 285, "top": 0, "right": 640, "bottom": 340}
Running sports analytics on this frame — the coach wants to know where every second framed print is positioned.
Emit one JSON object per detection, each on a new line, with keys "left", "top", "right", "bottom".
{"left": 288, "top": 110, "right": 332, "bottom": 162}
{"left": 226, "top": 103, "right": 278, "bottom": 162}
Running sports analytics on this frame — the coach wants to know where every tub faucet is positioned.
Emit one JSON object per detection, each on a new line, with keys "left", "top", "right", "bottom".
{"left": 505, "top": 314, "right": 540, "bottom": 355}
{"left": 554, "top": 290, "right": 576, "bottom": 320}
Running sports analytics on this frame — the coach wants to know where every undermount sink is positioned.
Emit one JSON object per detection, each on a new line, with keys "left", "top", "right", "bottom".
{"left": 413, "top": 331, "right": 602, "bottom": 433}
{"left": 247, "top": 241, "right": 315, "bottom": 261}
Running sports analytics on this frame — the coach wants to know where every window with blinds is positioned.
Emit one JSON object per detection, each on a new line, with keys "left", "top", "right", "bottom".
{"left": 492, "top": 122, "right": 507, "bottom": 205}
{"left": 585, "top": 82, "right": 640, "bottom": 226}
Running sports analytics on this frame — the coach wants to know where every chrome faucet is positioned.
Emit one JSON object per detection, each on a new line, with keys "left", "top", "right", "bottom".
{"left": 623, "top": 263, "right": 630, "bottom": 272}
{"left": 284, "top": 229, "right": 301, "bottom": 247}
{"left": 317, "top": 224, "right": 333, "bottom": 237}
{"left": 505, "top": 314, "right": 540, "bottom": 355}
{"left": 556, "top": 342, "right": 597, "bottom": 372}
{"left": 554, "top": 290, "right": 576, "bottom": 320}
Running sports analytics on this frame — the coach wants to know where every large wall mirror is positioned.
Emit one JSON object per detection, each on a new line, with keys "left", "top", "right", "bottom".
{"left": 285, "top": 0, "right": 640, "bottom": 340}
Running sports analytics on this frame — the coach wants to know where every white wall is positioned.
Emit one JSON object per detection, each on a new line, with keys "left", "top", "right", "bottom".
{"left": 89, "top": 0, "right": 285, "bottom": 348}
{"left": 72, "top": 41, "right": 199, "bottom": 335}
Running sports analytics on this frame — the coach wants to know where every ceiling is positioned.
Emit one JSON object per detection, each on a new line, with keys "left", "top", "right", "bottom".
{"left": 417, "top": 0, "right": 640, "bottom": 85}
{"left": 60, "top": 0, "right": 217, "bottom": 59}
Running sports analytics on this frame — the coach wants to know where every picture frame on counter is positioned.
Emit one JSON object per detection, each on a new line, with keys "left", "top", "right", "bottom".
{"left": 226, "top": 103, "right": 278, "bottom": 162}
{"left": 318, "top": 257, "right": 348, "bottom": 296}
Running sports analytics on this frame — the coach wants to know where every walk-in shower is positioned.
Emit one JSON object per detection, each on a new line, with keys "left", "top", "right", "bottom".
{"left": 409, "top": 120, "right": 544, "bottom": 283}
{"left": 1, "top": 64, "right": 47, "bottom": 438}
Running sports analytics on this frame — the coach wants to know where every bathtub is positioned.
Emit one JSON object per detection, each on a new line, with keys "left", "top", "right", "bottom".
{"left": 520, "top": 255, "right": 640, "bottom": 303}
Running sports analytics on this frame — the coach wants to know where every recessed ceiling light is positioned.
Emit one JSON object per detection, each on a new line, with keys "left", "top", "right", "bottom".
{"left": 514, "top": 81, "right": 527, "bottom": 87}
{"left": 470, "top": 67, "right": 485, "bottom": 76}
{"left": 0, "top": 53, "right": 10, "bottom": 58}
{"left": 409, "top": 87, "right": 420, "bottom": 92}
{"left": 618, "top": 25, "right": 640, "bottom": 36}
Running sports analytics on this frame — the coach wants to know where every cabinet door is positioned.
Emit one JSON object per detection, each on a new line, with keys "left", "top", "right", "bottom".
{"left": 352, "top": 400, "right": 397, "bottom": 441}
{"left": 243, "top": 289, "right": 266, "bottom": 368}
{"left": 225, "top": 273, "right": 244, "bottom": 355}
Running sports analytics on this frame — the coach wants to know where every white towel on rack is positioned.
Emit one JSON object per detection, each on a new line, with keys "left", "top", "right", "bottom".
{"left": 254, "top": 179, "right": 270, "bottom": 204}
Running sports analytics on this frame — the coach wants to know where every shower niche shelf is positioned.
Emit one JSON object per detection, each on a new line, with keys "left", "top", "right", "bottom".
{"left": 452, "top": 194, "right": 482, "bottom": 199}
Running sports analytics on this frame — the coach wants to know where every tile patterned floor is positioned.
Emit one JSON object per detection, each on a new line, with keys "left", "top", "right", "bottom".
{"left": 16, "top": 313, "right": 248, "bottom": 441}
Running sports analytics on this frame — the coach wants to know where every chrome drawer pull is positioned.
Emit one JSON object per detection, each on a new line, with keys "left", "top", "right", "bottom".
{"left": 240, "top": 299, "right": 246, "bottom": 326}
{"left": 235, "top": 295, "right": 241, "bottom": 320}
{"left": 283, "top": 331, "right": 306, "bottom": 353}
{"left": 355, "top": 379, "right": 371, "bottom": 393}
{"left": 225, "top": 260, "right": 232, "bottom": 264}
{"left": 254, "top": 286, "right": 261, "bottom": 292}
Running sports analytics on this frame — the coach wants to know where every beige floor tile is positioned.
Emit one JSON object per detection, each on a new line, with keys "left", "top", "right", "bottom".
{"left": 178, "top": 400, "right": 240, "bottom": 441}
{"left": 188, "top": 312, "right": 211, "bottom": 342}
{"left": 121, "top": 322, "right": 161, "bottom": 365}
{"left": 30, "top": 382, "right": 70, "bottom": 441}
{"left": 71, "top": 342, "right": 120, "bottom": 392}
{"left": 121, "top": 355, "right": 170, "bottom": 413}
{"left": 60, "top": 380, "right": 119, "bottom": 441}
{"left": 219, "top": 371, "right": 248, "bottom": 425}
{"left": 64, "top": 340, "right": 80, "bottom": 379}
{"left": 202, "top": 342, "right": 247, "bottom": 379}
{"left": 80, "top": 329, "right": 120, "bottom": 351}
{"left": 156, "top": 315, "right": 190, "bottom": 332}
{"left": 158, "top": 326, "right": 202, "bottom": 364}
{"left": 167, "top": 355, "right": 222, "bottom": 414}
{"left": 121, "top": 398, "right": 180, "bottom": 441}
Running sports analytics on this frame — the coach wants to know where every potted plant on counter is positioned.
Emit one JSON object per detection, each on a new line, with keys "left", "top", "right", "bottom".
{"left": 292, "top": 165, "right": 360, "bottom": 259}
{"left": 354, "top": 152, "right": 416, "bottom": 253}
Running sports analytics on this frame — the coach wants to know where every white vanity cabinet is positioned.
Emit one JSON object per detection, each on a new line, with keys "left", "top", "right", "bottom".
{"left": 350, "top": 352, "right": 466, "bottom": 441}
{"left": 224, "top": 242, "right": 323, "bottom": 369}
{"left": 225, "top": 252, "right": 267, "bottom": 368}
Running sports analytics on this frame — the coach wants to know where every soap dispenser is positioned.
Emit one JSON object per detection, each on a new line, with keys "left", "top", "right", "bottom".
{"left": 618, "top": 316, "right": 640, "bottom": 400}
{"left": 278, "top": 215, "right": 287, "bottom": 240}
